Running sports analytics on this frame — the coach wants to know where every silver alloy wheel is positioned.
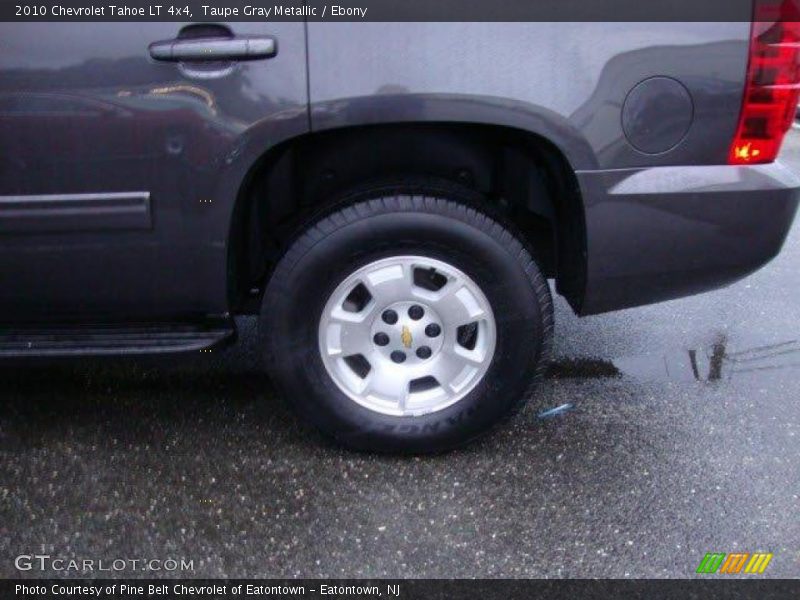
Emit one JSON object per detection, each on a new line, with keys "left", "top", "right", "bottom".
{"left": 318, "top": 256, "right": 497, "bottom": 417}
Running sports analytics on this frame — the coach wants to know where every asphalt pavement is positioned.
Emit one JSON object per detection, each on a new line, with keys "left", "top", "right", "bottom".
{"left": 2, "top": 136, "right": 800, "bottom": 579}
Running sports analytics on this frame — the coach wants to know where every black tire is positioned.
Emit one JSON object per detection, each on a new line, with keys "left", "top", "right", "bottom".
{"left": 260, "top": 182, "right": 553, "bottom": 453}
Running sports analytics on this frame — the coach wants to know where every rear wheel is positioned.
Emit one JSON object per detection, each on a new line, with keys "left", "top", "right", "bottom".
{"left": 261, "top": 183, "right": 553, "bottom": 452}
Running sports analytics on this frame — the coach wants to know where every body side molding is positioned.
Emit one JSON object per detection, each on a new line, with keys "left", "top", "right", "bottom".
{"left": 0, "top": 191, "right": 151, "bottom": 234}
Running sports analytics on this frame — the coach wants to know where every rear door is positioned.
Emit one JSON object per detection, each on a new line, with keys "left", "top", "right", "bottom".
{"left": 0, "top": 23, "right": 308, "bottom": 322}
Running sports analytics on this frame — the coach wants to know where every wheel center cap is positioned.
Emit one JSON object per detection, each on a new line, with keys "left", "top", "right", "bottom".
{"left": 370, "top": 300, "right": 444, "bottom": 365}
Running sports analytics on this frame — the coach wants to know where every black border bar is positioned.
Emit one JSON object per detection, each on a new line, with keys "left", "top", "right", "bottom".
{"left": 0, "top": 0, "right": 760, "bottom": 23}
{"left": 4, "top": 579, "right": 800, "bottom": 599}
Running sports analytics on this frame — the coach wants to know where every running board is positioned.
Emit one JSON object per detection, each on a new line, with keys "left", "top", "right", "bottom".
{"left": 0, "top": 322, "right": 235, "bottom": 357}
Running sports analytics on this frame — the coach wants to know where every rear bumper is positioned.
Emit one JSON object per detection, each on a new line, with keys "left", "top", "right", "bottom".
{"left": 576, "top": 161, "right": 800, "bottom": 315}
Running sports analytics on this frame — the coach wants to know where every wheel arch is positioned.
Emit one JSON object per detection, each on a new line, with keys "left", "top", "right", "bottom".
{"left": 227, "top": 116, "right": 588, "bottom": 314}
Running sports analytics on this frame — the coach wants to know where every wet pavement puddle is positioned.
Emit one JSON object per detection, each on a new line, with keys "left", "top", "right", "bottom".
{"left": 537, "top": 336, "right": 800, "bottom": 419}
{"left": 546, "top": 336, "right": 800, "bottom": 383}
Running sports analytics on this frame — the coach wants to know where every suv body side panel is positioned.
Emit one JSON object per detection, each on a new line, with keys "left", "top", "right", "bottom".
{"left": 306, "top": 22, "right": 751, "bottom": 170}
{"left": 0, "top": 22, "right": 308, "bottom": 322}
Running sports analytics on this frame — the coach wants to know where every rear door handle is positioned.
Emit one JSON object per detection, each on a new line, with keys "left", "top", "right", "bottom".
{"left": 149, "top": 36, "right": 277, "bottom": 62}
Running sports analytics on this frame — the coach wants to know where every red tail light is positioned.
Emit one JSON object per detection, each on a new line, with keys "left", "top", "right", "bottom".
{"left": 729, "top": 0, "right": 800, "bottom": 165}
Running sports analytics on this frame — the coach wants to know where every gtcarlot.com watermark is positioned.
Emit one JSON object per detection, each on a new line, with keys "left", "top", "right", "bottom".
{"left": 14, "top": 554, "right": 194, "bottom": 573}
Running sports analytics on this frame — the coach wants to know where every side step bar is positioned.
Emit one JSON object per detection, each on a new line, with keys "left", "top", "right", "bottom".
{"left": 0, "top": 322, "right": 235, "bottom": 357}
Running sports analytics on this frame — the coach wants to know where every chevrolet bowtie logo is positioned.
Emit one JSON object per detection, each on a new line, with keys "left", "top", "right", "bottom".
{"left": 400, "top": 325, "right": 413, "bottom": 349}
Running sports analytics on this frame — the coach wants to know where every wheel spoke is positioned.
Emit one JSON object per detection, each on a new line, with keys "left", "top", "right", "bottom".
{"left": 398, "top": 383, "right": 410, "bottom": 412}
{"left": 431, "top": 281, "right": 487, "bottom": 329}
{"left": 323, "top": 315, "right": 373, "bottom": 358}
{"left": 368, "top": 360, "right": 411, "bottom": 409}
{"left": 451, "top": 343, "right": 487, "bottom": 365}
{"left": 330, "top": 298, "right": 375, "bottom": 325}
{"left": 361, "top": 262, "right": 413, "bottom": 307}
{"left": 353, "top": 372, "right": 373, "bottom": 395}
{"left": 428, "top": 347, "right": 479, "bottom": 395}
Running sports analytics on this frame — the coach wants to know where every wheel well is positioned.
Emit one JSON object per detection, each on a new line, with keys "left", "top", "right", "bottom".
{"left": 228, "top": 123, "right": 586, "bottom": 313}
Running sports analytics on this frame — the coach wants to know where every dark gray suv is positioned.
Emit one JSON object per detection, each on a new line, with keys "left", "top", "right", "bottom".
{"left": 1, "top": 12, "right": 799, "bottom": 451}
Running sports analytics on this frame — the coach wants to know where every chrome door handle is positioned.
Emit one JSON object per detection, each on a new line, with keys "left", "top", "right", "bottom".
{"left": 149, "top": 36, "right": 277, "bottom": 62}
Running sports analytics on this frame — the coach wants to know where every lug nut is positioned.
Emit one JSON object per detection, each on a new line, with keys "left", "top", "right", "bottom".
{"left": 390, "top": 351, "right": 406, "bottom": 364}
{"left": 416, "top": 346, "right": 432, "bottom": 359}
{"left": 425, "top": 323, "right": 441, "bottom": 338}
{"left": 408, "top": 305, "right": 425, "bottom": 320}
{"left": 373, "top": 332, "right": 390, "bottom": 346}
{"left": 382, "top": 309, "right": 398, "bottom": 325}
